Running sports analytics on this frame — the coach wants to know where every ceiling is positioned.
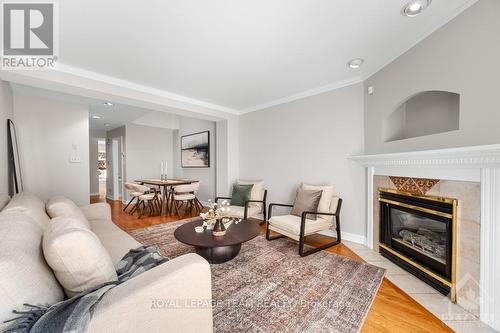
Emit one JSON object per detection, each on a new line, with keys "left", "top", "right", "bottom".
{"left": 11, "top": 83, "right": 183, "bottom": 131}
{"left": 56, "top": 0, "right": 475, "bottom": 112}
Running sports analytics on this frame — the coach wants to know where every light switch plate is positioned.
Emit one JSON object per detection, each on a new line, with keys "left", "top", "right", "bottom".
{"left": 69, "top": 156, "right": 81, "bottom": 163}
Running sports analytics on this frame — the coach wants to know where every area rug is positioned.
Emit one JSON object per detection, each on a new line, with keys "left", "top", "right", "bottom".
{"left": 128, "top": 220, "right": 385, "bottom": 333}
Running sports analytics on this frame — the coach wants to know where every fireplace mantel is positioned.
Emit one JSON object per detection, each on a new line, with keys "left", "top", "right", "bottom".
{"left": 350, "top": 144, "right": 500, "bottom": 168}
{"left": 351, "top": 144, "right": 500, "bottom": 330}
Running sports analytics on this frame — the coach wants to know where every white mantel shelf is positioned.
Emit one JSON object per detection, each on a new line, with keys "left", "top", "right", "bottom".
{"left": 351, "top": 144, "right": 500, "bottom": 331}
{"left": 350, "top": 144, "right": 500, "bottom": 167}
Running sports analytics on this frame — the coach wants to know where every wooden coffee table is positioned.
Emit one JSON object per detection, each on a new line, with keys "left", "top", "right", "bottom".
{"left": 174, "top": 218, "right": 261, "bottom": 264}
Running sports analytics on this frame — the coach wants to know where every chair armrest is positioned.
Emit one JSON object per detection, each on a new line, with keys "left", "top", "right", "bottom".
{"left": 215, "top": 196, "right": 231, "bottom": 203}
{"left": 79, "top": 202, "right": 112, "bottom": 221}
{"left": 301, "top": 211, "right": 338, "bottom": 219}
{"left": 89, "top": 253, "right": 213, "bottom": 333}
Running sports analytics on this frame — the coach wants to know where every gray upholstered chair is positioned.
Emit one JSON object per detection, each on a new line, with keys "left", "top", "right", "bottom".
{"left": 266, "top": 184, "right": 342, "bottom": 256}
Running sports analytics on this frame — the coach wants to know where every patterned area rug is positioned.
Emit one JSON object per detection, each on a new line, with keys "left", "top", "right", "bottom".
{"left": 128, "top": 220, "right": 385, "bottom": 333}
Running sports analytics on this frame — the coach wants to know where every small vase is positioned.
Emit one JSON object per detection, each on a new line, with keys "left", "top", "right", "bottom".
{"left": 212, "top": 219, "right": 226, "bottom": 236}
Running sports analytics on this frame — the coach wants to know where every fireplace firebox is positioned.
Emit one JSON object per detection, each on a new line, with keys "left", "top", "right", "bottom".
{"left": 378, "top": 188, "right": 458, "bottom": 301}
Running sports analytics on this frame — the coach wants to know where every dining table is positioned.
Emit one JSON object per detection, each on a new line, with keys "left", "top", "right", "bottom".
{"left": 135, "top": 178, "right": 197, "bottom": 215}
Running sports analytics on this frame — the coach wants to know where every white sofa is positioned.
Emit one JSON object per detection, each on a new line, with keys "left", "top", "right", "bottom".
{"left": 0, "top": 193, "right": 213, "bottom": 333}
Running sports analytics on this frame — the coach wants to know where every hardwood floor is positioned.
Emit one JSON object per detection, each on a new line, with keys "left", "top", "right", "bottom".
{"left": 97, "top": 196, "right": 453, "bottom": 333}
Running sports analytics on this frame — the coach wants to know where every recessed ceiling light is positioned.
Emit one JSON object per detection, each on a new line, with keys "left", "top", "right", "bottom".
{"left": 104, "top": 123, "right": 110, "bottom": 127}
{"left": 91, "top": 115, "right": 101, "bottom": 119}
{"left": 402, "top": 0, "right": 431, "bottom": 17}
{"left": 347, "top": 58, "right": 364, "bottom": 69}
{"left": 103, "top": 102, "right": 114, "bottom": 106}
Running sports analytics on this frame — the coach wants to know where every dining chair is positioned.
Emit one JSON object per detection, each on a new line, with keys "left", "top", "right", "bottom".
{"left": 172, "top": 182, "right": 203, "bottom": 216}
{"left": 123, "top": 182, "right": 143, "bottom": 213}
{"left": 131, "top": 184, "right": 161, "bottom": 218}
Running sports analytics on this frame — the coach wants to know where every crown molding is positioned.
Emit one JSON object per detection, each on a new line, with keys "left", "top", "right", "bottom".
{"left": 56, "top": 64, "right": 240, "bottom": 115}
{"left": 239, "top": 76, "right": 363, "bottom": 114}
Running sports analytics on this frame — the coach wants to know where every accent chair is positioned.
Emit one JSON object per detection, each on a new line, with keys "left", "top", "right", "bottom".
{"left": 215, "top": 180, "right": 268, "bottom": 221}
{"left": 266, "top": 184, "right": 342, "bottom": 256}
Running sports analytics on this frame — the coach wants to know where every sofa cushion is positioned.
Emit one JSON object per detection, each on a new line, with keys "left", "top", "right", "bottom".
{"left": 46, "top": 195, "right": 90, "bottom": 229}
{"left": 2, "top": 192, "right": 50, "bottom": 230}
{"left": 0, "top": 212, "right": 64, "bottom": 326}
{"left": 302, "top": 183, "right": 335, "bottom": 222}
{"left": 0, "top": 194, "right": 10, "bottom": 211}
{"left": 291, "top": 188, "right": 322, "bottom": 220}
{"left": 226, "top": 205, "right": 261, "bottom": 219}
{"left": 237, "top": 179, "right": 265, "bottom": 209}
{"left": 89, "top": 219, "right": 142, "bottom": 266}
{"left": 43, "top": 217, "right": 118, "bottom": 297}
{"left": 269, "top": 214, "right": 332, "bottom": 236}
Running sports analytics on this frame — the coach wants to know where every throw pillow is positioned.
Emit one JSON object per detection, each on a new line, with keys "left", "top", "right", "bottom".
{"left": 301, "top": 183, "right": 335, "bottom": 222}
{"left": 43, "top": 217, "right": 118, "bottom": 297}
{"left": 230, "top": 184, "right": 254, "bottom": 207}
{"left": 237, "top": 180, "right": 264, "bottom": 209}
{"left": 46, "top": 195, "right": 90, "bottom": 229}
{"left": 291, "top": 189, "right": 323, "bottom": 220}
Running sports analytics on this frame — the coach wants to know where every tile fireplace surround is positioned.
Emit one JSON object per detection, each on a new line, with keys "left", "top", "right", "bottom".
{"left": 351, "top": 144, "right": 500, "bottom": 331}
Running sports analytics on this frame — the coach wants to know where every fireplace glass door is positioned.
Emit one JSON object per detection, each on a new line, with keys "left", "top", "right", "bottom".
{"left": 380, "top": 198, "right": 453, "bottom": 280}
{"left": 389, "top": 207, "right": 450, "bottom": 275}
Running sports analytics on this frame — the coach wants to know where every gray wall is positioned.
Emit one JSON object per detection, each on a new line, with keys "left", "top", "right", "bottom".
{"left": 173, "top": 116, "right": 216, "bottom": 201}
{"left": 239, "top": 83, "right": 366, "bottom": 237}
{"left": 13, "top": 92, "right": 90, "bottom": 205}
{"left": 125, "top": 124, "right": 174, "bottom": 200}
{"left": 0, "top": 81, "right": 13, "bottom": 195}
{"left": 384, "top": 91, "right": 460, "bottom": 142}
{"left": 364, "top": 0, "right": 500, "bottom": 154}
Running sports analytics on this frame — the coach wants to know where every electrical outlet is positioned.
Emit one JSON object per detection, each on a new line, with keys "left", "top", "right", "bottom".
{"left": 69, "top": 156, "right": 81, "bottom": 163}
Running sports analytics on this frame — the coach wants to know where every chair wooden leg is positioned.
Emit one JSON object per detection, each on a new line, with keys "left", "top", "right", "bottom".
{"left": 131, "top": 200, "right": 142, "bottom": 215}
{"left": 173, "top": 200, "right": 180, "bottom": 216}
{"left": 123, "top": 196, "right": 136, "bottom": 212}
{"left": 298, "top": 216, "right": 341, "bottom": 257}
{"left": 195, "top": 197, "right": 204, "bottom": 211}
{"left": 265, "top": 221, "right": 286, "bottom": 241}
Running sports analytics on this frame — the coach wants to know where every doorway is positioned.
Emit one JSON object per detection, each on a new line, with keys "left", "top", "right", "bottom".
{"left": 107, "top": 136, "right": 125, "bottom": 201}
{"left": 97, "top": 139, "right": 107, "bottom": 199}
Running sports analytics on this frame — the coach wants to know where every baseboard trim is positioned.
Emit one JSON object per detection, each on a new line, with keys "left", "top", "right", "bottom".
{"left": 319, "top": 230, "right": 367, "bottom": 245}
{"left": 90, "top": 192, "right": 100, "bottom": 196}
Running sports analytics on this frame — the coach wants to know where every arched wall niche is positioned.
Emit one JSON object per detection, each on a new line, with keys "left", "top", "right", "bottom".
{"left": 383, "top": 90, "right": 460, "bottom": 142}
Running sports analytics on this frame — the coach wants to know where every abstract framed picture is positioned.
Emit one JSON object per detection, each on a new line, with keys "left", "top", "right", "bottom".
{"left": 181, "top": 130, "right": 210, "bottom": 168}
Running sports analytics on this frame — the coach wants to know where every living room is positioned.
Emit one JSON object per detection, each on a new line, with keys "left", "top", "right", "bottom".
{"left": 0, "top": 0, "right": 499, "bottom": 332}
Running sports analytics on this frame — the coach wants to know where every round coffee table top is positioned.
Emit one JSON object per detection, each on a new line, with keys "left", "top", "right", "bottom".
{"left": 174, "top": 218, "right": 261, "bottom": 248}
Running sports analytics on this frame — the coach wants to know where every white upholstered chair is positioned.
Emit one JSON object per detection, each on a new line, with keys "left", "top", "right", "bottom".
{"left": 215, "top": 180, "right": 267, "bottom": 221}
{"left": 172, "top": 182, "right": 203, "bottom": 216}
{"left": 130, "top": 184, "right": 161, "bottom": 218}
{"left": 266, "top": 184, "right": 342, "bottom": 256}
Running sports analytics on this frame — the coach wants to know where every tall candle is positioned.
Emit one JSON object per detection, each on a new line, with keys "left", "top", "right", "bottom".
{"left": 160, "top": 162, "right": 164, "bottom": 177}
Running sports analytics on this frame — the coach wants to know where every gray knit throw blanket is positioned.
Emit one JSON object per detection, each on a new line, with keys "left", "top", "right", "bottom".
{"left": 4, "top": 246, "right": 168, "bottom": 333}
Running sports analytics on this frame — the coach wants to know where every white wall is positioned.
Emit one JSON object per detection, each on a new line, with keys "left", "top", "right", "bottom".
{"left": 13, "top": 92, "right": 90, "bottom": 205}
{"left": 89, "top": 129, "right": 106, "bottom": 195}
{"left": 0, "top": 81, "right": 13, "bottom": 195}
{"left": 239, "top": 83, "right": 366, "bottom": 238}
{"left": 173, "top": 116, "right": 217, "bottom": 201}
{"left": 364, "top": 0, "right": 500, "bottom": 154}
{"left": 125, "top": 124, "right": 173, "bottom": 200}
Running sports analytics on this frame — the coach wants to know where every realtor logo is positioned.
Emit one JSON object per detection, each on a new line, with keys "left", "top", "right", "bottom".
{"left": 1, "top": 1, "right": 58, "bottom": 69}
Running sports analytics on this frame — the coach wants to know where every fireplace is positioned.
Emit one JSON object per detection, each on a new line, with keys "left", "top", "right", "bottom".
{"left": 378, "top": 188, "right": 458, "bottom": 301}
